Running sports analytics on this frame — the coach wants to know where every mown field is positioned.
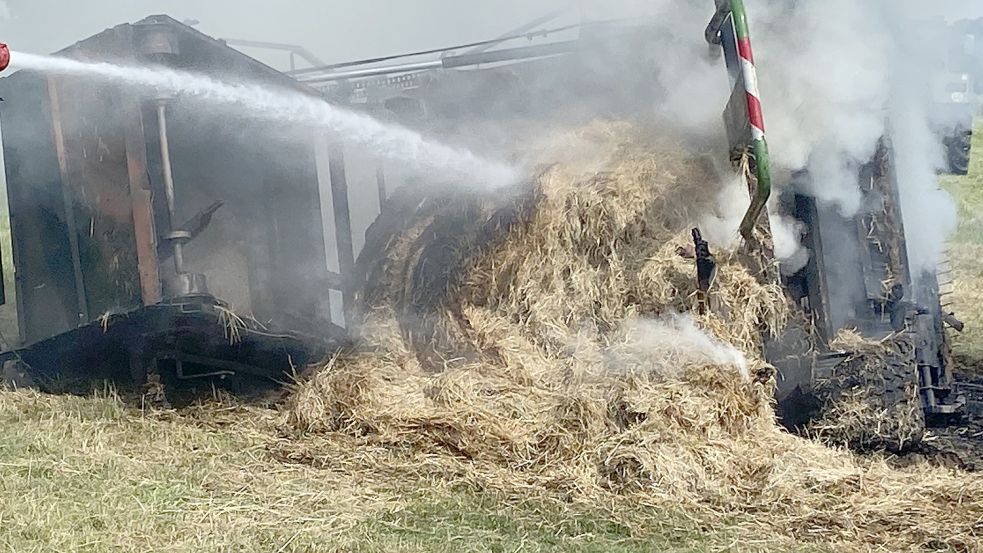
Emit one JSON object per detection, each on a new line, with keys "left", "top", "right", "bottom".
{"left": 941, "top": 125, "right": 983, "bottom": 364}
{"left": 0, "top": 391, "right": 836, "bottom": 553}
{"left": 2, "top": 132, "right": 983, "bottom": 552}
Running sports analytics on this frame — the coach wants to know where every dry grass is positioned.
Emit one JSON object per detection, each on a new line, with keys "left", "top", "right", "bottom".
{"left": 0, "top": 390, "right": 397, "bottom": 551}
{"left": 283, "top": 122, "right": 983, "bottom": 552}
{"left": 0, "top": 389, "right": 817, "bottom": 553}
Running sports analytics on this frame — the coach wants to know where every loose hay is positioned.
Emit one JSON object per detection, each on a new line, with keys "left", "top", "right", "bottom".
{"left": 282, "top": 122, "right": 983, "bottom": 551}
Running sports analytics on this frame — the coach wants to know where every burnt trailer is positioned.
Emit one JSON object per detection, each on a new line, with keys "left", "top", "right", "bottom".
{"left": 0, "top": 16, "right": 347, "bottom": 393}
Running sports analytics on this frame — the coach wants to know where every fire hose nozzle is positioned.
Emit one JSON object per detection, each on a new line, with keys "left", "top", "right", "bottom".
{"left": 0, "top": 43, "right": 10, "bottom": 72}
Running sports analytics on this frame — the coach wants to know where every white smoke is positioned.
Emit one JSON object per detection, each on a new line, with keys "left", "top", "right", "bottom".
{"left": 659, "top": 0, "right": 964, "bottom": 274}
{"left": 699, "top": 171, "right": 810, "bottom": 275}
{"left": 753, "top": 0, "right": 892, "bottom": 215}
{"left": 605, "top": 315, "right": 750, "bottom": 381}
{"left": 770, "top": 211, "right": 810, "bottom": 275}
{"left": 699, "top": 174, "right": 749, "bottom": 249}
{"left": 9, "top": 51, "right": 518, "bottom": 189}
{"left": 0, "top": 2, "right": 10, "bottom": 21}
{"left": 748, "top": 0, "right": 961, "bottom": 273}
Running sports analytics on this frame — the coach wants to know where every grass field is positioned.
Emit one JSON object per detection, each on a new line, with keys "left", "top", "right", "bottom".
{"left": 2, "top": 135, "right": 983, "bottom": 552}
{"left": 0, "top": 391, "right": 833, "bottom": 553}
{"left": 940, "top": 125, "right": 983, "bottom": 363}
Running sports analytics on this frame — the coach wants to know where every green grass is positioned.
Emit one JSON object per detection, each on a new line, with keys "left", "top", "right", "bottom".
{"left": 941, "top": 124, "right": 983, "bottom": 362}
{"left": 1, "top": 390, "right": 823, "bottom": 553}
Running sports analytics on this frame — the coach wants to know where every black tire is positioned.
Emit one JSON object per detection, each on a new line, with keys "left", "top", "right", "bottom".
{"left": 803, "top": 337, "right": 926, "bottom": 453}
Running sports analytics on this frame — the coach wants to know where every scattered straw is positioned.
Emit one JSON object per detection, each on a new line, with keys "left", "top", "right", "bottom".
{"left": 216, "top": 304, "right": 247, "bottom": 345}
{"left": 282, "top": 121, "right": 983, "bottom": 552}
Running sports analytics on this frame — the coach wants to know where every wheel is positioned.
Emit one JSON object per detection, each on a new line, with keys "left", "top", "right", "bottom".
{"left": 803, "top": 337, "right": 926, "bottom": 453}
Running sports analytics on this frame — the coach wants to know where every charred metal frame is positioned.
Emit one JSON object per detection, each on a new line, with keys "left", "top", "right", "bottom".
{"left": 122, "top": 95, "right": 163, "bottom": 306}
{"left": 0, "top": 15, "right": 346, "bottom": 390}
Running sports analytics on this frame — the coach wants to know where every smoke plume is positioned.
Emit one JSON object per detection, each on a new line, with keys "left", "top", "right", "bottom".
{"left": 628, "top": 0, "right": 968, "bottom": 274}
{"left": 751, "top": 0, "right": 964, "bottom": 273}
{"left": 605, "top": 315, "right": 751, "bottom": 381}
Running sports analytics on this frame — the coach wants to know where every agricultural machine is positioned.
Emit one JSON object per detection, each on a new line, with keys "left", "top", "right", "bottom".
{"left": 704, "top": 0, "right": 976, "bottom": 436}
{"left": 0, "top": 4, "right": 977, "bottom": 440}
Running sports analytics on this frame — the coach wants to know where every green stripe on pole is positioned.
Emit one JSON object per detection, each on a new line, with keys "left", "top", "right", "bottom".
{"left": 730, "top": 0, "right": 750, "bottom": 40}
{"left": 739, "top": 138, "right": 772, "bottom": 240}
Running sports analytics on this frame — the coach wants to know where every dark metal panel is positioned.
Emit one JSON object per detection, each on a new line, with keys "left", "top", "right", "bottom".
{"left": 0, "top": 73, "right": 79, "bottom": 344}
{"left": 262, "top": 134, "right": 333, "bottom": 329}
{"left": 376, "top": 164, "right": 388, "bottom": 211}
{"left": 45, "top": 77, "right": 89, "bottom": 324}
{"left": 793, "top": 192, "right": 833, "bottom": 343}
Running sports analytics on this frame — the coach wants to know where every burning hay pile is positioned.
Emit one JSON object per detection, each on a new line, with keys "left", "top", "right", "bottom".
{"left": 280, "top": 122, "right": 983, "bottom": 551}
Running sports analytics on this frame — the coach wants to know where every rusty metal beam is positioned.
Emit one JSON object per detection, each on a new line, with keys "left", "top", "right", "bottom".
{"left": 122, "top": 96, "right": 163, "bottom": 305}
{"left": 46, "top": 76, "right": 89, "bottom": 325}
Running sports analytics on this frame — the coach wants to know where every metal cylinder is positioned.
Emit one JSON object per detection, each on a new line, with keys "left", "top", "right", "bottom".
{"left": 156, "top": 101, "right": 184, "bottom": 274}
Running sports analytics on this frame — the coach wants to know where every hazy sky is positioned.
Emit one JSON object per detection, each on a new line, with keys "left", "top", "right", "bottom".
{"left": 0, "top": 0, "right": 980, "bottom": 69}
{"left": 0, "top": 0, "right": 580, "bottom": 68}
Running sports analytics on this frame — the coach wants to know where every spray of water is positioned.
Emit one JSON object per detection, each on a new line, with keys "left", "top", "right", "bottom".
{"left": 8, "top": 51, "right": 519, "bottom": 188}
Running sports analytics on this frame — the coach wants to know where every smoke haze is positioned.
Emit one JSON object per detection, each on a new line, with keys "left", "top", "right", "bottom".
{"left": 749, "top": 0, "right": 965, "bottom": 274}
{"left": 608, "top": 0, "right": 976, "bottom": 275}
{"left": 1, "top": 0, "right": 980, "bottom": 301}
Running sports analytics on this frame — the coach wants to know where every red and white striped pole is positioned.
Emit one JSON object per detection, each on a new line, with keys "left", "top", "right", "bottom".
{"left": 733, "top": 5, "right": 765, "bottom": 142}
{"left": 708, "top": 0, "right": 772, "bottom": 241}
{"left": 730, "top": 0, "right": 772, "bottom": 241}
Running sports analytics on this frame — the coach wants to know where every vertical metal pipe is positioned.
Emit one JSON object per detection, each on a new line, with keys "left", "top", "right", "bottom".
{"left": 156, "top": 101, "right": 184, "bottom": 274}
{"left": 375, "top": 164, "right": 387, "bottom": 211}
{"left": 327, "top": 144, "right": 355, "bottom": 322}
